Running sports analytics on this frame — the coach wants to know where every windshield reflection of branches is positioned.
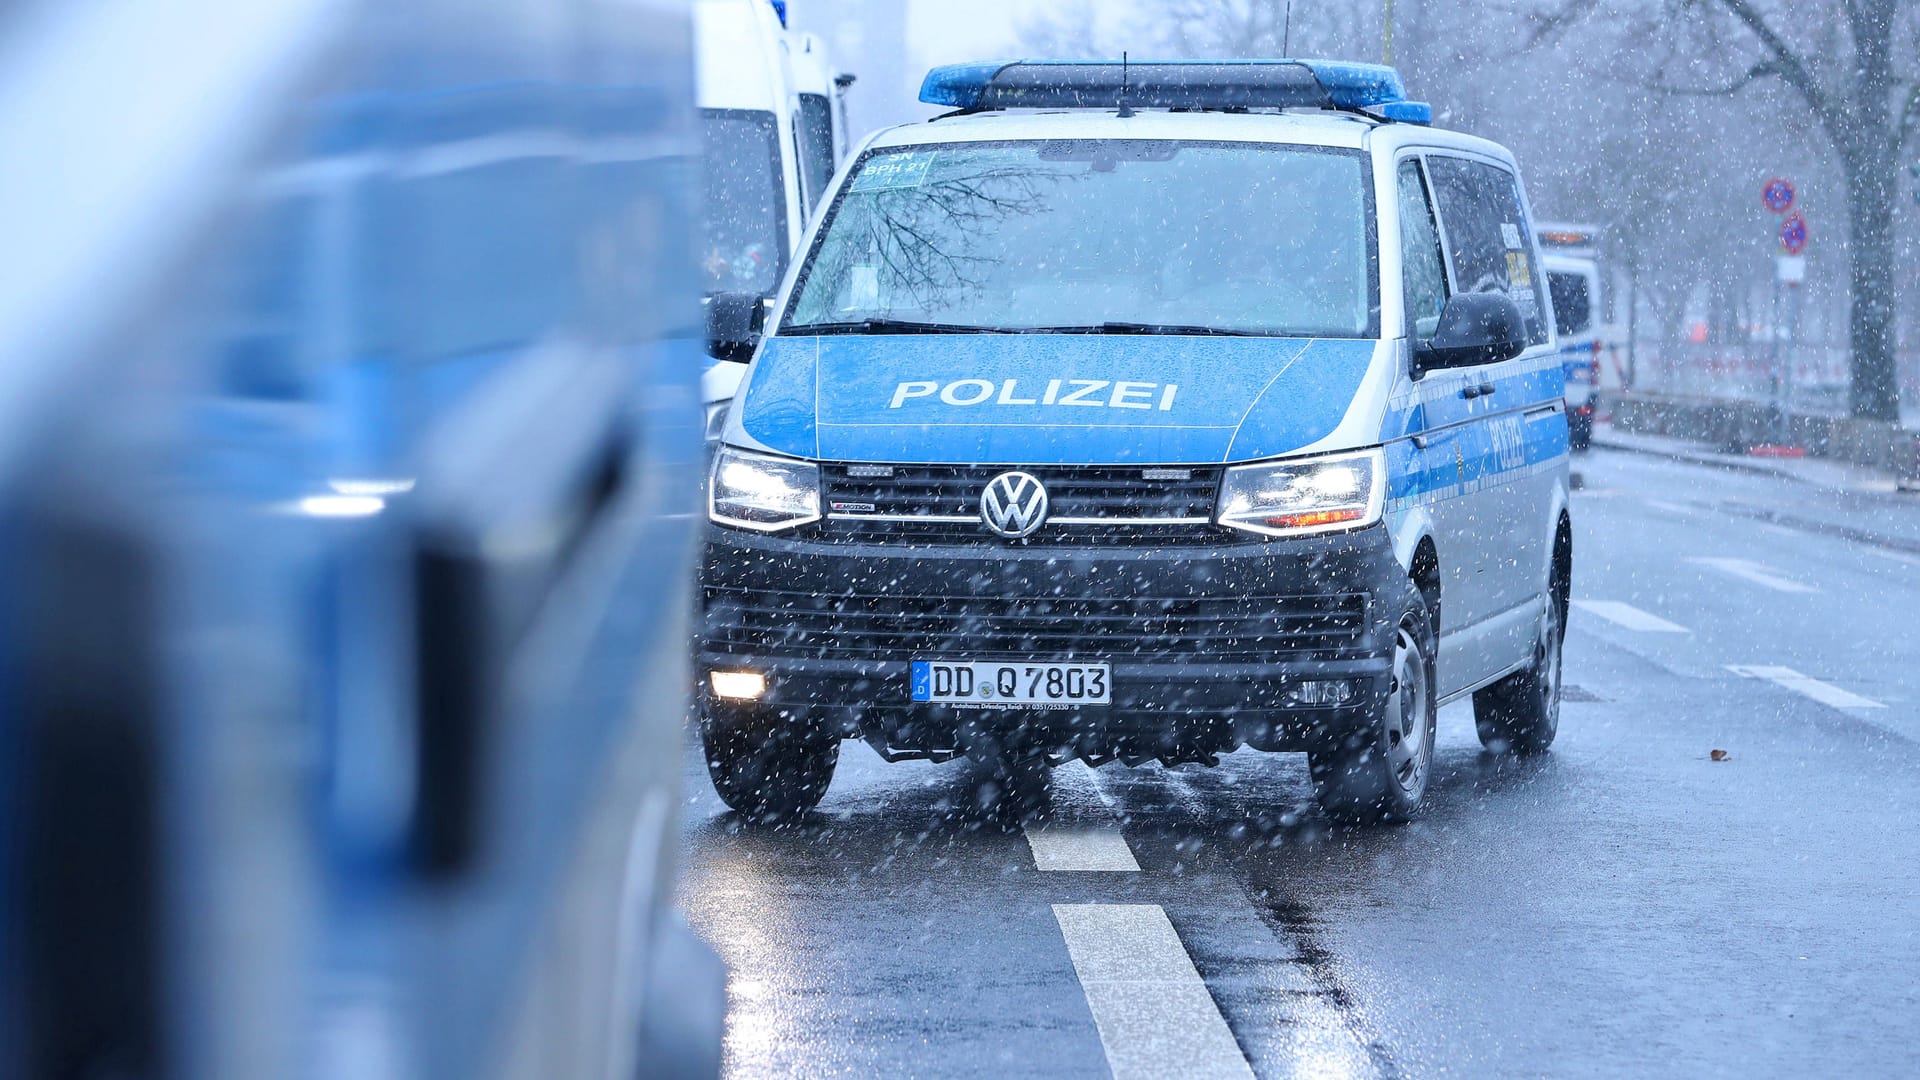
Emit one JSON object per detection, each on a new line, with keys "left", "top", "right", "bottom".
{"left": 841, "top": 164, "right": 1075, "bottom": 314}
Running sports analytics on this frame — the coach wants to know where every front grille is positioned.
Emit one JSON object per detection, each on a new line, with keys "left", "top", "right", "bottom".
{"left": 702, "top": 585, "right": 1369, "bottom": 663}
{"left": 815, "top": 463, "right": 1246, "bottom": 546}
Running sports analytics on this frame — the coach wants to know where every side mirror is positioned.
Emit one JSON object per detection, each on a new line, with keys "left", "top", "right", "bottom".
{"left": 1416, "top": 292, "right": 1527, "bottom": 374}
{"left": 706, "top": 292, "right": 767, "bottom": 365}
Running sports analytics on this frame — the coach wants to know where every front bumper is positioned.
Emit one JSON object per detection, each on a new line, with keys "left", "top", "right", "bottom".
{"left": 696, "top": 525, "right": 1407, "bottom": 764}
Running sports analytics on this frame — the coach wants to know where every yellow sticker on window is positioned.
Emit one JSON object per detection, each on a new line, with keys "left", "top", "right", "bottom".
{"left": 1506, "top": 251, "right": 1532, "bottom": 287}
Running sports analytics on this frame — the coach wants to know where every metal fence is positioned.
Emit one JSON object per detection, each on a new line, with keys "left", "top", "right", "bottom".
{"left": 1620, "top": 339, "right": 1920, "bottom": 427}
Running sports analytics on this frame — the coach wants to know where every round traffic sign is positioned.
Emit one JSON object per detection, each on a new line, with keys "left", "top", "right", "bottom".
{"left": 1763, "top": 177, "right": 1796, "bottom": 214}
{"left": 1780, "top": 213, "right": 1808, "bottom": 254}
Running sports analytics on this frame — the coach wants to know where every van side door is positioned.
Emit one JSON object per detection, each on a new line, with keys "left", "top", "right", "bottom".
{"left": 1422, "top": 153, "right": 1561, "bottom": 685}
{"left": 1396, "top": 154, "right": 1499, "bottom": 693}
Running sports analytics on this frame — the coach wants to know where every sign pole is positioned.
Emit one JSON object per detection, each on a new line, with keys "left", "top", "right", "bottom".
{"left": 1786, "top": 274, "right": 1801, "bottom": 421}
{"left": 1757, "top": 178, "right": 1803, "bottom": 454}
{"left": 1769, "top": 269, "right": 1783, "bottom": 443}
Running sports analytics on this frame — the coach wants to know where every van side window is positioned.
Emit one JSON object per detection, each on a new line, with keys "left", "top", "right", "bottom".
{"left": 1548, "top": 271, "right": 1592, "bottom": 336}
{"left": 1424, "top": 156, "right": 1549, "bottom": 346}
{"left": 1396, "top": 160, "right": 1447, "bottom": 341}
{"left": 798, "top": 93, "right": 836, "bottom": 210}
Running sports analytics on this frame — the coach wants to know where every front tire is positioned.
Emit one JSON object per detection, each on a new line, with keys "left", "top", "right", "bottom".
{"left": 1473, "top": 591, "right": 1564, "bottom": 755}
{"left": 1310, "top": 594, "right": 1437, "bottom": 823}
{"left": 700, "top": 705, "right": 838, "bottom": 824}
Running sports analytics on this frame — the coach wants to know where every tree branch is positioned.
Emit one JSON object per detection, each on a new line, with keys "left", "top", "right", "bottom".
{"left": 1898, "top": 79, "right": 1920, "bottom": 151}
{"left": 1709, "top": 0, "right": 1840, "bottom": 127}
{"left": 1514, "top": 0, "right": 1595, "bottom": 51}
{"left": 1649, "top": 59, "right": 1781, "bottom": 97}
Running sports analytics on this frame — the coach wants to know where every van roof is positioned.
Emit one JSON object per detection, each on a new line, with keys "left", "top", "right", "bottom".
{"left": 873, "top": 109, "right": 1374, "bottom": 150}
{"left": 865, "top": 108, "right": 1515, "bottom": 165}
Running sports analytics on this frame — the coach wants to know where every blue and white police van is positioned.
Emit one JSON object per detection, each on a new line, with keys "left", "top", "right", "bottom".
{"left": 1538, "top": 223, "right": 1616, "bottom": 450}
{"left": 698, "top": 60, "right": 1572, "bottom": 823}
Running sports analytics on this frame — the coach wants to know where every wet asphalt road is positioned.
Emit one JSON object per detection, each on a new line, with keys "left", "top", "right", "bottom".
{"left": 676, "top": 445, "right": 1920, "bottom": 1079}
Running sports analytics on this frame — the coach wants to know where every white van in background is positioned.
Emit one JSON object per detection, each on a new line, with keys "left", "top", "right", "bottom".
{"left": 790, "top": 31, "right": 856, "bottom": 206}
{"left": 696, "top": 0, "right": 854, "bottom": 436}
{"left": 696, "top": 0, "right": 804, "bottom": 301}
{"left": 1537, "top": 223, "right": 1623, "bottom": 450}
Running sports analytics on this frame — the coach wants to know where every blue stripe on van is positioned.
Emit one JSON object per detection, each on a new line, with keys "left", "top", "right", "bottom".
{"left": 1381, "top": 355, "right": 1569, "bottom": 508}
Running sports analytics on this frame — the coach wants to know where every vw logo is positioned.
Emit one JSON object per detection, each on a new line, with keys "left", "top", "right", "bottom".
{"left": 979, "top": 471, "right": 1049, "bottom": 539}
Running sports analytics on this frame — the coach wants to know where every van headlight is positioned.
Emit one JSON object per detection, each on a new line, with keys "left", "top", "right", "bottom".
{"left": 1215, "top": 447, "right": 1385, "bottom": 538}
{"left": 709, "top": 446, "right": 821, "bottom": 532}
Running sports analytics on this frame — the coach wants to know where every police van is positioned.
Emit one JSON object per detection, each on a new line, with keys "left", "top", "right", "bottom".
{"left": 699, "top": 60, "right": 1572, "bottom": 823}
{"left": 1537, "top": 223, "right": 1617, "bottom": 450}
{"left": 698, "top": 0, "right": 855, "bottom": 437}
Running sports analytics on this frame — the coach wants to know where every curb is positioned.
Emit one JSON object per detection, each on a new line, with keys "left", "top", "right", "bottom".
{"left": 1589, "top": 431, "right": 1920, "bottom": 556}
{"left": 1589, "top": 432, "right": 1813, "bottom": 483}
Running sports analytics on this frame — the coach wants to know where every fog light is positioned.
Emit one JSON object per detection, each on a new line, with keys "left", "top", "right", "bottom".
{"left": 1288, "top": 679, "right": 1355, "bottom": 706}
{"left": 710, "top": 671, "right": 766, "bottom": 701}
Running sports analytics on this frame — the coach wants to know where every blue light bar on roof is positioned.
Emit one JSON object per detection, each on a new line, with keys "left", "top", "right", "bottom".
{"left": 919, "top": 58, "right": 1431, "bottom": 124}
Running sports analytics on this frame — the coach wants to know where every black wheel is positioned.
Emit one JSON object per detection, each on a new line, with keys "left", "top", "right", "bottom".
{"left": 1309, "top": 593, "right": 1437, "bottom": 823}
{"left": 1473, "top": 590, "right": 1564, "bottom": 756}
{"left": 700, "top": 705, "right": 838, "bottom": 824}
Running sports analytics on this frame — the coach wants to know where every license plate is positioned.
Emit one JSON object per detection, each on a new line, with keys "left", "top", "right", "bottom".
{"left": 911, "top": 660, "right": 1111, "bottom": 707}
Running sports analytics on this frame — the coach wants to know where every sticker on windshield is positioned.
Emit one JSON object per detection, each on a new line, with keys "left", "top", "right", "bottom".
{"left": 850, "top": 153, "right": 935, "bottom": 193}
{"left": 1506, "top": 251, "right": 1532, "bottom": 287}
{"left": 1500, "top": 222, "right": 1524, "bottom": 249}
{"left": 849, "top": 265, "right": 881, "bottom": 307}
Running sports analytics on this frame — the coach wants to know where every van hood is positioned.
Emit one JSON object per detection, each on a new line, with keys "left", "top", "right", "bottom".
{"left": 731, "top": 333, "right": 1381, "bottom": 465}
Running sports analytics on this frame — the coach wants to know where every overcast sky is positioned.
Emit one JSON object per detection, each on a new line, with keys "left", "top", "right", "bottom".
{"left": 905, "top": 0, "right": 1025, "bottom": 63}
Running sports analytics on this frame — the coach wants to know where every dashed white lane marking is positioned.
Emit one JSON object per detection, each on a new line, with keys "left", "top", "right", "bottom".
{"left": 1689, "top": 557, "right": 1819, "bottom": 594}
{"left": 1026, "top": 826, "right": 1141, "bottom": 872}
{"left": 1053, "top": 904, "right": 1255, "bottom": 1080}
{"left": 1727, "top": 665, "right": 1885, "bottom": 710}
{"left": 1025, "top": 763, "right": 1140, "bottom": 871}
{"left": 1645, "top": 497, "right": 1695, "bottom": 515}
{"left": 1572, "top": 599, "right": 1690, "bottom": 633}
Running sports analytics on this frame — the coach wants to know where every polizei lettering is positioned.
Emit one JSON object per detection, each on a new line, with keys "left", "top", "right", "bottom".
{"left": 890, "top": 379, "right": 1179, "bottom": 411}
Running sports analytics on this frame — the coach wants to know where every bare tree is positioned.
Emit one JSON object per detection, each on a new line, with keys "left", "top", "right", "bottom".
{"left": 1017, "top": 0, "right": 1914, "bottom": 419}
{"left": 1550, "top": 0, "right": 1917, "bottom": 421}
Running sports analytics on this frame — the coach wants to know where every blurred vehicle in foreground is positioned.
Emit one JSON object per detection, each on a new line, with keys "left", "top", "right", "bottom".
{"left": 1538, "top": 223, "right": 1624, "bottom": 450}
{"left": 0, "top": 1, "right": 718, "bottom": 1077}
{"left": 696, "top": 0, "right": 855, "bottom": 439}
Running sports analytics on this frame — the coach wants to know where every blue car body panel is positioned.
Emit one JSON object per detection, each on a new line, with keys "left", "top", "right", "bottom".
{"left": 740, "top": 333, "right": 1378, "bottom": 464}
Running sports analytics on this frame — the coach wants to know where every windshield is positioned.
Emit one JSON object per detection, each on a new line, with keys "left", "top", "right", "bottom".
{"left": 701, "top": 108, "right": 787, "bottom": 295}
{"left": 785, "top": 140, "right": 1377, "bottom": 337}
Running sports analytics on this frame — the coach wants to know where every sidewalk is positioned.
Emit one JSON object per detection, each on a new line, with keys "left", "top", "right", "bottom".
{"left": 1592, "top": 424, "right": 1913, "bottom": 495}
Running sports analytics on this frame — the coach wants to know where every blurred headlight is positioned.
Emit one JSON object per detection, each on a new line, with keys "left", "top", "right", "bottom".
{"left": 1216, "top": 447, "right": 1385, "bottom": 538}
{"left": 709, "top": 445, "right": 821, "bottom": 532}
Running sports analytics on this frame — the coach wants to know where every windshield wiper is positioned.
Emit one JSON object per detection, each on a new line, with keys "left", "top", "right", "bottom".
{"left": 1021, "top": 322, "right": 1279, "bottom": 337}
{"left": 790, "top": 319, "right": 1285, "bottom": 337}
{"left": 789, "top": 318, "right": 1012, "bottom": 336}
